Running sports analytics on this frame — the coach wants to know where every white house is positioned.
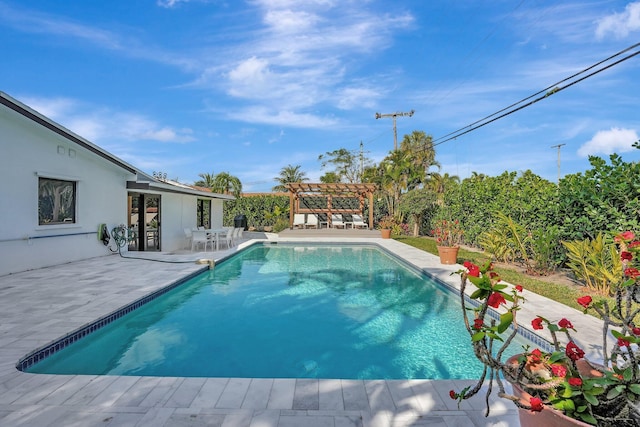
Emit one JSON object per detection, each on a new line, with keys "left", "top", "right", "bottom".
{"left": 0, "top": 91, "right": 233, "bottom": 276}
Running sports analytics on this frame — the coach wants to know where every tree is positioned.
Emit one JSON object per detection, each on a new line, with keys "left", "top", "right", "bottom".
{"left": 320, "top": 171, "right": 341, "bottom": 183}
{"left": 399, "top": 130, "right": 438, "bottom": 190}
{"left": 272, "top": 164, "right": 308, "bottom": 192}
{"left": 211, "top": 172, "right": 243, "bottom": 198}
{"left": 426, "top": 172, "right": 460, "bottom": 205}
{"left": 318, "top": 148, "right": 369, "bottom": 183}
{"left": 399, "top": 188, "right": 438, "bottom": 236}
{"left": 194, "top": 172, "right": 215, "bottom": 189}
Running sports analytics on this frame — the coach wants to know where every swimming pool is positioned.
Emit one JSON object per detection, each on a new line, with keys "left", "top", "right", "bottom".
{"left": 23, "top": 243, "right": 539, "bottom": 379}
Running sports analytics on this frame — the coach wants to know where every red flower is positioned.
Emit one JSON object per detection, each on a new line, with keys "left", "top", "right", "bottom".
{"left": 529, "top": 348, "right": 542, "bottom": 363}
{"left": 632, "top": 327, "right": 640, "bottom": 336}
{"left": 551, "top": 364, "right": 567, "bottom": 377}
{"left": 615, "top": 231, "right": 635, "bottom": 242}
{"left": 558, "top": 318, "right": 573, "bottom": 329}
{"left": 624, "top": 267, "right": 640, "bottom": 278}
{"left": 621, "top": 251, "right": 633, "bottom": 261}
{"left": 529, "top": 397, "right": 544, "bottom": 412}
{"left": 577, "top": 296, "right": 592, "bottom": 308}
{"left": 568, "top": 377, "right": 583, "bottom": 387}
{"left": 489, "top": 272, "right": 499, "bottom": 279}
{"left": 449, "top": 390, "right": 457, "bottom": 399}
{"left": 618, "top": 337, "right": 631, "bottom": 347}
{"left": 487, "top": 292, "right": 506, "bottom": 308}
{"left": 629, "top": 241, "right": 640, "bottom": 249}
{"left": 566, "top": 341, "right": 585, "bottom": 361}
{"left": 531, "top": 317, "right": 544, "bottom": 330}
{"left": 473, "top": 318, "right": 484, "bottom": 330}
{"left": 515, "top": 284, "right": 523, "bottom": 292}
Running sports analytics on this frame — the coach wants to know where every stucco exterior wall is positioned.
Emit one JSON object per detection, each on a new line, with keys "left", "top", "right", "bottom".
{"left": 0, "top": 104, "right": 133, "bottom": 276}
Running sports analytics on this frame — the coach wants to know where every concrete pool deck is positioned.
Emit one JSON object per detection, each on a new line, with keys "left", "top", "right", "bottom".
{"left": 0, "top": 236, "right": 606, "bottom": 426}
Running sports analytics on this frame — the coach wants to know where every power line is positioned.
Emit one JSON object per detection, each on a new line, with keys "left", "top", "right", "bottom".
{"left": 432, "top": 42, "right": 640, "bottom": 148}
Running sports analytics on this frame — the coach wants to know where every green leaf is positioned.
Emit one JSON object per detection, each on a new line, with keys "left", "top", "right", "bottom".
{"left": 578, "top": 413, "right": 598, "bottom": 425}
{"left": 607, "top": 386, "right": 624, "bottom": 399}
{"left": 471, "top": 331, "right": 485, "bottom": 342}
{"left": 469, "top": 289, "right": 487, "bottom": 300}
{"left": 623, "top": 367, "right": 634, "bottom": 381}
{"left": 583, "top": 392, "right": 599, "bottom": 406}
{"left": 485, "top": 332, "right": 504, "bottom": 342}
{"left": 497, "top": 312, "right": 513, "bottom": 333}
{"left": 548, "top": 352, "right": 565, "bottom": 363}
{"left": 629, "top": 384, "right": 640, "bottom": 395}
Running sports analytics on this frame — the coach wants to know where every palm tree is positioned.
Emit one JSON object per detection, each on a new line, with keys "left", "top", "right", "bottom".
{"left": 272, "top": 164, "right": 308, "bottom": 192}
{"left": 399, "top": 131, "right": 438, "bottom": 190}
{"left": 194, "top": 172, "right": 215, "bottom": 189}
{"left": 211, "top": 172, "right": 243, "bottom": 198}
{"left": 427, "top": 172, "right": 460, "bottom": 205}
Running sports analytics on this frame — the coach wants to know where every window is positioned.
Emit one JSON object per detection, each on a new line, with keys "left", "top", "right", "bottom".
{"left": 38, "top": 177, "right": 76, "bottom": 225}
{"left": 197, "top": 199, "right": 211, "bottom": 228}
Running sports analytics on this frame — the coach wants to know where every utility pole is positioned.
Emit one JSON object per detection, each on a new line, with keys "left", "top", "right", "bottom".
{"left": 551, "top": 143, "right": 566, "bottom": 183}
{"left": 359, "top": 141, "right": 364, "bottom": 182}
{"left": 375, "top": 110, "right": 415, "bottom": 150}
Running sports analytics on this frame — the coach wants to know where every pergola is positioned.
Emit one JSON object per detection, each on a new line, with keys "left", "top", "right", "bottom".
{"left": 287, "top": 182, "right": 377, "bottom": 228}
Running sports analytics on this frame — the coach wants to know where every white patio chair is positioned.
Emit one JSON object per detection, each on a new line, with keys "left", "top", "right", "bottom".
{"left": 293, "top": 213, "right": 306, "bottom": 229}
{"left": 331, "top": 214, "right": 345, "bottom": 229}
{"left": 352, "top": 214, "right": 369, "bottom": 229}
{"left": 305, "top": 214, "right": 318, "bottom": 229}
{"left": 233, "top": 227, "right": 244, "bottom": 245}
{"left": 191, "top": 230, "right": 212, "bottom": 251}
{"left": 219, "top": 227, "right": 234, "bottom": 249}
{"left": 183, "top": 228, "right": 193, "bottom": 249}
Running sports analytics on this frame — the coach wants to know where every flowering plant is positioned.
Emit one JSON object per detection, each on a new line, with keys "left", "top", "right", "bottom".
{"left": 450, "top": 231, "right": 640, "bottom": 426}
{"left": 377, "top": 215, "right": 397, "bottom": 230}
{"left": 431, "top": 219, "right": 463, "bottom": 247}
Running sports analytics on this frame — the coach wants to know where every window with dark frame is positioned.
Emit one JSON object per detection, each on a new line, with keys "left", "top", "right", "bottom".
{"left": 197, "top": 199, "right": 211, "bottom": 228}
{"left": 38, "top": 177, "right": 76, "bottom": 225}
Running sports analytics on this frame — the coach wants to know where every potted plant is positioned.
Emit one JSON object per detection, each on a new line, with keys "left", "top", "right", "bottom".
{"left": 450, "top": 231, "right": 640, "bottom": 426}
{"left": 377, "top": 215, "right": 396, "bottom": 239}
{"left": 431, "top": 219, "right": 463, "bottom": 264}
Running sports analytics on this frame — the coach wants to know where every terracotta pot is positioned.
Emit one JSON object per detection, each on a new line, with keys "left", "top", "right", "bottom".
{"left": 436, "top": 245, "right": 459, "bottom": 264}
{"left": 506, "top": 355, "right": 599, "bottom": 427}
{"left": 510, "top": 382, "right": 592, "bottom": 427}
{"left": 380, "top": 229, "right": 391, "bottom": 239}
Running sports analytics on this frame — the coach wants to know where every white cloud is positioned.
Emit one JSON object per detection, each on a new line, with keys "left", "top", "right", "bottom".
{"left": 577, "top": 128, "right": 638, "bottom": 157}
{"left": 596, "top": 2, "right": 640, "bottom": 39}
{"left": 227, "top": 106, "right": 338, "bottom": 128}
{"left": 19, "top": 96, "right": 195, "bottom": 144}
{"left": 337, "top": 86, "right": 381, "bottom": 110}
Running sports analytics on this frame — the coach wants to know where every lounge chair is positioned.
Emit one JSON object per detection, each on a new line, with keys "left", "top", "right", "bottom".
{"left": 331, "top": 214, "right": 345, "bottom": 229}
{"left": 293, "top": 213, "right": 306, "bottom": 229}
{"left": 305, "top": 214, "right": 318, "bottom": 229}
{"left": 352, "top": 214, "right": 369, "bottom": 229}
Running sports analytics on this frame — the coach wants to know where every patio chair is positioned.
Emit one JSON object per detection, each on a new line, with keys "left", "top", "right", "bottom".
{"left": 352, "top": 214, "right": 369, "bottom": 229}
{"left": 219, "top": 227, "right": 234, "bottom": 249}
{"left": 183, "top": 228, "right": 193, "bottom": 249}
{"left": 331, "top": 214, "right": 345, "bottom": 229}
{"left": 293, "top": 213, "right": 306, "bottom": 229}
{"left": 191, "top": 230, "right": 213, "bottom": 251}
{"left": 305, "top": 214, "right": 318, "bottom": 229}
{"left": 232, "top": 227, "right": 243, "bottom": 246}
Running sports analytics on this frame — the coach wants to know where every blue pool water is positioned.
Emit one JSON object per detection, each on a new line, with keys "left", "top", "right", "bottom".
{"left": 26, "top": 244, "right": 537, "bottom": 379}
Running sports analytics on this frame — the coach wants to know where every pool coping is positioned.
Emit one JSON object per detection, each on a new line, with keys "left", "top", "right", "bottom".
{"left": 0, "top": 237, "right": 605, "bottom": 426}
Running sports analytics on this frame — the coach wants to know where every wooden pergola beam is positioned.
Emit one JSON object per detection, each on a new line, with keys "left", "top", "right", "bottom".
{"left": 287, "top": 182, "right": 377, "bottom": 228}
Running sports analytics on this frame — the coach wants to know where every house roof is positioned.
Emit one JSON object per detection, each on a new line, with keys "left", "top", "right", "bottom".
{"left": 1, "top": 91, "right": 232, "bottom": 200}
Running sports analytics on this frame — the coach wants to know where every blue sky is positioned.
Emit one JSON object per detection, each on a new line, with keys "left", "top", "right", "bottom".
{"left": 2, "top": 0, "right": 639, "bottom": 192}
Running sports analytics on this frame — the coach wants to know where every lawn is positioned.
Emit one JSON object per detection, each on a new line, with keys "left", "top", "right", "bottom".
{"left": 395, "top": 236, "right": 589, "bottom": 314}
